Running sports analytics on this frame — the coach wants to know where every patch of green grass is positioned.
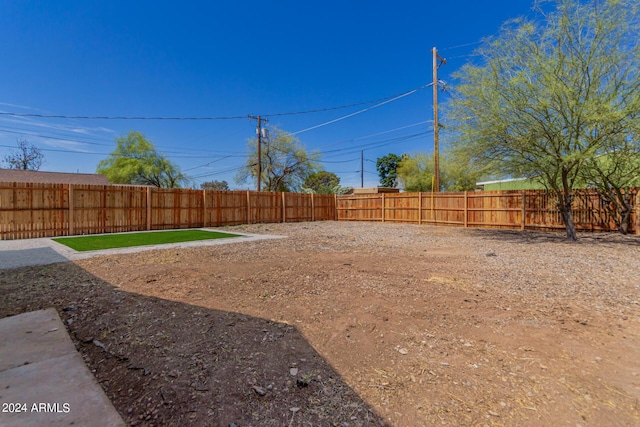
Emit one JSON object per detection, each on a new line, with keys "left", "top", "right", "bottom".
{"left": 53, "top": 229, "right": 241, "bottom": 252}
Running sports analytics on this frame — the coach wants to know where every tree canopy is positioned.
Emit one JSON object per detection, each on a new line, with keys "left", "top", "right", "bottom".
{"left": 376, "top": 153, "right": 402, "bottom": 188}
{"left": 200, "top": 180, "right": 230, "bottom": 191}
{"left": 235, "top": 128, "right": 320, "bottom": 192}
{"left": 446, "top": 0, "right": 640, "bottom": 240}
{"left": 97, "top": 131, "right": 187, "bottom": 188}
{"left": 2, "top": 138, "right": 44, "bottom": 170}
{"left": 397, "top": 153, "right": 480, "bottom": 192}
{"left": 303, "top": 171, "right": 340, "bottom": 193}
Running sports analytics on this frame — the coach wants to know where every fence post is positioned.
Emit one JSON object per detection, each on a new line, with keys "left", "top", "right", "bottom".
{"left": 311, "top": 193, "right": 315, "bottom": 222}
{"left": 334, "top": 194, "right": 338, "bottom": 221}
{"left": 381, "top": 193, "right": 385, "bottom": 222}
{"left": 430, "top": 189, "right": 434, "bottom": 223}
{"left": 418, "top": 192, "right": 422, "bottom": 225}
{"left": 68, "top": 184, "right": 74, "bottom": 236}
{"left": 464, "top": 191, "right": 468, "bottom": 228}
{"left": 521, "top": 191, "right": 526, "bottom": 231}
{"left": 202, "top": 190, "right": 207, "bottom": 228}
{"left": 146, "top": 187, "right": 152, "bottom": 231}
{"left": 282, "top": 192, "right": 286, "bottom": 223}
{"left": 247, "top": 191, "right": 251, "bottom": 225}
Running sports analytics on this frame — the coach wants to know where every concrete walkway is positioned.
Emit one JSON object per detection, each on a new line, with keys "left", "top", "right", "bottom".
{"left": 0, "top": 228, "right": 285, "bottom": 270}
{"left": 0, "top": 308, "right": 126, "bottom": 426}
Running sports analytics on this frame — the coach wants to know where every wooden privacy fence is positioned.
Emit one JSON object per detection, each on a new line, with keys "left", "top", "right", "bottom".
{"left": 0, "top": 183, "right": 337, "bottom": 240}
{"left": 2, "top": 183, "right": 639, "bottom": 240}
{"left": 337, "top": 189, "right": 640, "bottom": 234}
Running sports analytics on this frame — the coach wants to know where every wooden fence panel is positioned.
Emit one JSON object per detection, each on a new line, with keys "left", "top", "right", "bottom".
{"left": 312, "top": 194, "right": 337, "bottom": 221}
{"left": 337, "top": 194, "right": 382, "bottom": 221}
{"left": 0, "top": 182, "right": 68, "bottom": 239}
{"left": 467, "top": 191, "right": 522, "bottom": 229}
{"left": 249, "top": 191, "right": 282, "bottom": 224}
{"left": 205, "top": 190, "right": 247, "bottom": 226}
{"left": 432, "top": 193, "right": 465, "bottom": 226}
{"left": 284, "top": 193, "right": 312, "bottom": 222}
{"left": 71, "top": 185, "right": 148, "bottom": 235}
{"left": 151, "top": 188, "right": 203, "bottom": 230}
{"left": 384, "top": 193, "right": 420, "bottom": 223}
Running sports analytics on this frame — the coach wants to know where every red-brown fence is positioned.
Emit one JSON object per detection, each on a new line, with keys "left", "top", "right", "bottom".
{"left": 0, "top": 183, "right": 337, "bottom": 240}
{"left": 337, "top": 189, "right": 640, "bottom": 234}
{"left": 1, "top": 183, "right": 639, "bottom": 240}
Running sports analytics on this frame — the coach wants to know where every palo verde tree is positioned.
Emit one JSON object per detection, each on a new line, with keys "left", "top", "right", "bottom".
{"left": 2, "top": 138, "right": 45, "bottom": 170}
{"left": 97, "top": 131, "right": 187, "bottom": 188}
{"left": 446, "top": 0, "right": 640, "bottom": 240}
{"left": 236, "top": 127, "right": 320, "bottom": 192}
{"left": 580, "top": 138, "right": 640, "bottom": 234}
{"left": 397, "top": 152, "right": 481, "bottom": 192}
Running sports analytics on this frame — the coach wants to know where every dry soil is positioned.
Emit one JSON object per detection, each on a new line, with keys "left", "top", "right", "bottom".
{"left": 1, "top": 221, "right": 639, "bottom": 426}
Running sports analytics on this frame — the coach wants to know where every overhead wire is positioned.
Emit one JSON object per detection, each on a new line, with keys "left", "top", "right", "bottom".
{"left": 0, "top": 83, "right": 435, "bottom": 185}
{"left": 0, "top": 84, "right": 432, "bottom": 121}
{"left": 290, "top": 84, "right": 432, "bottom": 135}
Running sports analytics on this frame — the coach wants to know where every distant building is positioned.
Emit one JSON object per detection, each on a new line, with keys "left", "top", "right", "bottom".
{"left": 350, "top": 187, "right": 400, "bottom": 195}
{"left": 475, "top": 178, "right": 545, "bottom": 191}
{"left": 0, "top": 169, "right": 110, "bottom": 185}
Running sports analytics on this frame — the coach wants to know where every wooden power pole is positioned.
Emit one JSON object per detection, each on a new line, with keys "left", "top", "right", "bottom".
{"left": 361, "top": 150, "right": 364, "bottom": 188}
{"left": 249, "top": 115, "right": 268, "bottom": 191}
{"left": 432, "top": 47, "right": 446, "bottom": 192}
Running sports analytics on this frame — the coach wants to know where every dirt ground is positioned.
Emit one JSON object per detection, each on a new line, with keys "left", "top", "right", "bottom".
{"left": 1, "top": 221, "right": 639, "bottom": 426}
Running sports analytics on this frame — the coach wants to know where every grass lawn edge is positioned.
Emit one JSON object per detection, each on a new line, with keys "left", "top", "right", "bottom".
{"left": 52, "top": 229, "right": 243, "bottom": 252}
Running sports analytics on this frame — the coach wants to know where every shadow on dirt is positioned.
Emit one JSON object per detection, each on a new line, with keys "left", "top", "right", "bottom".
{"left": 0, "top": 262, "right": 387, "bottom": 427}
{"left": 467, "top": 228, "right": 640, "bottom": 246}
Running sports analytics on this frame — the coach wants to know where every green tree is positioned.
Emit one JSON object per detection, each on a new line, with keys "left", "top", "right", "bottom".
{"left": 97, "top": 131, "right": 187, "bottom": 188}
{"left": 446, "top": 0, "right": 640, "bottom": 240}
{"left": 302, "top": 171, "right": 340, "bottom": 194}
{"left": 200, "top": 180, "right": 230, "bottom": 191}
{"left": 397, "top": 153, "right": 433, "bottom": 192}
{"left": 376, "top": 153, "right": 402, "bottom": 187}
{"left": 582, "top": 147, "right": 640, "bottom": 234}
{"left": 397, "top": 153, "right": 480, "bottom": 192}
{"left": 236, "top": 128, "right": 320, "bottom": 192}
{"left": 2, "top": 138, "right": 44, "bottom": 170}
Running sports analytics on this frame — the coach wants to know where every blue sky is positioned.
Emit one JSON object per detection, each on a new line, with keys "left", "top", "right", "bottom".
{"left": 0, "top": 1, "right": 535, "bottom": 189}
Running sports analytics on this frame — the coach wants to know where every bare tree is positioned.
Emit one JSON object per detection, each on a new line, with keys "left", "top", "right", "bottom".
{"left": 236, "top": 128, "right": 320, "bottom": 192}
{"left": 2, "top": 138, "right": 45, "bottom": 170}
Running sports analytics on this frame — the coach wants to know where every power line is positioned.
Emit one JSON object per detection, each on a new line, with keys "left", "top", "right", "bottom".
{"left": 0, "top": 84, "right": 432, "bottom": 121}
{"left": 320, "top": 131, "right": 431, "bottom": 157}
{"left": 321, "top": 158, "right": 360, "bottom": 164}
{"left": 261, "top": 85, "right": 429, "bottom": 117}
{"left": 0, "top": 127, "right": 114, "bottom": 147}
{"left": 314, "top": 120, "right": 432, "bottom": 150}
{"left": 0, "top": 112, "right": 248, "bottom": 121}
{"left": 0, "top": 127, "right": 252, "bottom": 158}
{"left": 441, "top": 41, "right": 482, "bottom": 51}
{"left": 290, "top": 84, "right": 433, "bottom": 135}
{"left": 182, "top": 153, "right": 247, "bottom": 172}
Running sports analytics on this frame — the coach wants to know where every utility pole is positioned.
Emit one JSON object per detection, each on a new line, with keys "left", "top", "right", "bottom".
{"left": 361, "top": 150, "right": 364, "bottom": 188}
{"left": 432, "top": 47, "right": 446, "bottom": 192}
{"left": 249, "top": 115, "right": 268, "bottom": 191}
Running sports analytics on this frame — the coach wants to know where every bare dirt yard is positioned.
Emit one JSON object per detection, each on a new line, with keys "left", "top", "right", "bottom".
{"left": 1, "top": 221, "right": 639, "bottom": 426}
